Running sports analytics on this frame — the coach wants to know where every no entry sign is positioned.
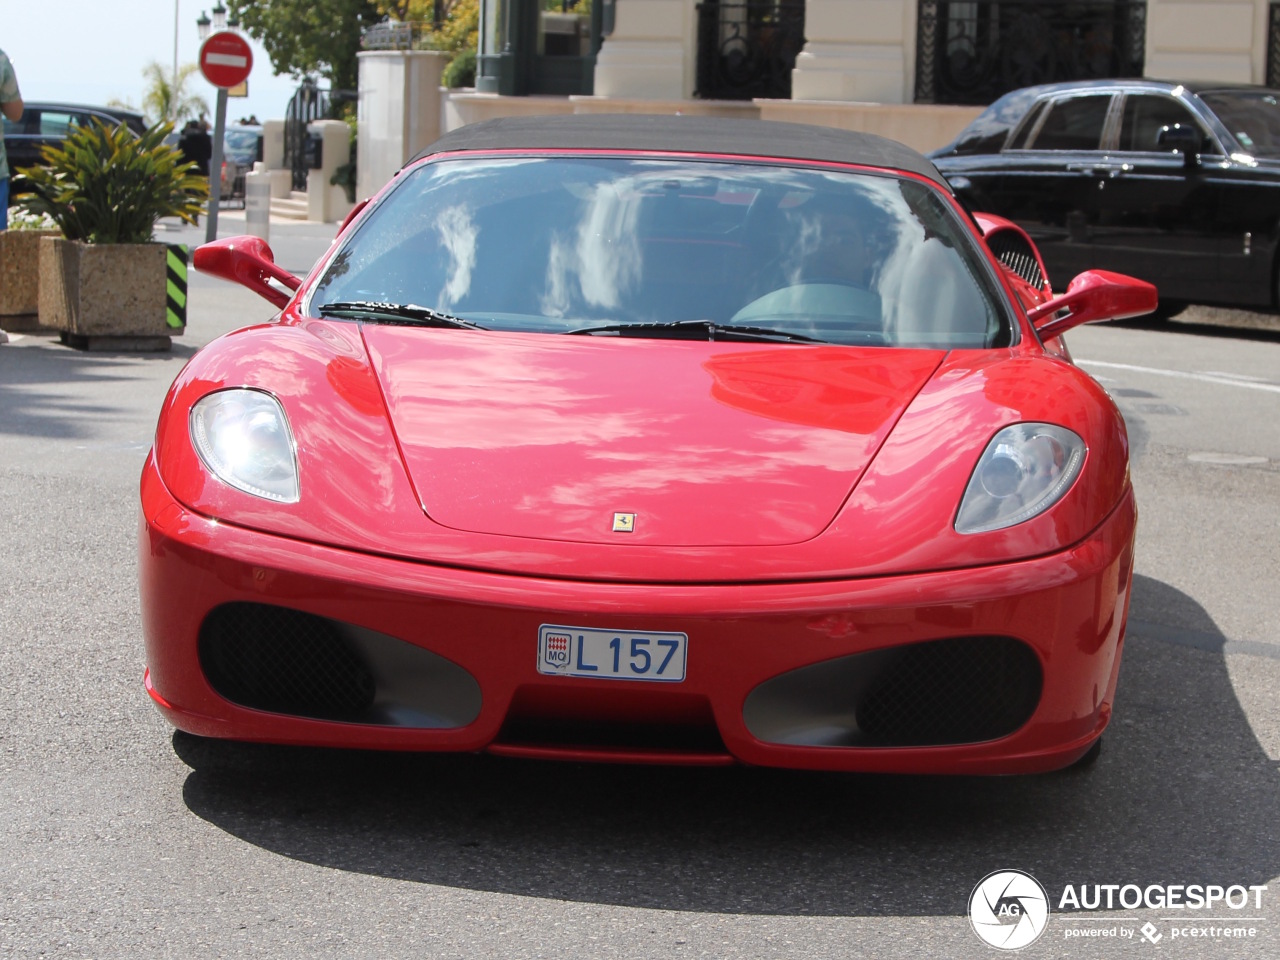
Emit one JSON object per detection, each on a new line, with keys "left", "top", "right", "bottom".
{"left": 199, "top": 31, "right": 253, "bottom": 89}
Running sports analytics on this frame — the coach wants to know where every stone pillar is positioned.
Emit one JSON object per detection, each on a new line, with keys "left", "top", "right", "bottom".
{"left": 306, "top": 120, "right": 355, "bottom": 224}
{"left": 791, "top": 0, "right": 912, "bottom": 104}
{"left": 1144, "top": 0, "right": 1267, "bottom": 83}
{"left": 260, "top": 119, "right": 292, "bottom": 199}
{"left": 593, "top": 0, "right": 695, "bottom": 99}
{"left": 357, "top": 50, "right": 451, "bottom": 203}
{"left": 262, "top": 119, "right": 285, "bottom": 169}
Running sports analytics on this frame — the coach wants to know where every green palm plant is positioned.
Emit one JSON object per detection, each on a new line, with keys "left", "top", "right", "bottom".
{"left": 142, "top": 61, "right": 210, "bottom": 126}
{"left": 16, "top": 120, "right": 209, "bottom": 244}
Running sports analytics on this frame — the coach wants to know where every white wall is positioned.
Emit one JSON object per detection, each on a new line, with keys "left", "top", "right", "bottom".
{"left": 792, "top": 0, "right": 912, "bottom": 103}
{"left": 357, "top": 50, "right": 451, "bottom": 202}
{"left": 1145, "top": 0, "right": 1270, "bottom": 82}
{"left": 593, "top": 0, "right": 693, "bottom": 98}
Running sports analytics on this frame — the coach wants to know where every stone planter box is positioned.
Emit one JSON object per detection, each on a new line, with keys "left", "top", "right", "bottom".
{"left": 0, "top": 229, "right": 60, "bottom": 330}
{"left": 38, "top": 236, "right": 182, "bottom": 351}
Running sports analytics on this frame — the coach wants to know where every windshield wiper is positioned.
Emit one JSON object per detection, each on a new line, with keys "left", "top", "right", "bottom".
{"left": 317, "top": 300, "right": 487, "bottom": 330}
{"left": 566, "top": 319, "right": 824, "bottom": 344}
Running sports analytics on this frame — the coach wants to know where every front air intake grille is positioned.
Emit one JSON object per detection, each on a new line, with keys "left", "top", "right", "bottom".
{"left": 853, "top": 636, "right": 1041, "bottom": 746}
{"left": 986, "top": 230, "right": 1046, "bottom": 290}
{"left": 496, "top": 686, "right": 729, "bottom": 756}
{"left": 199, "top": 603, "right": 376, "bottom": 721}
{"left": 743, "top": 635, "right": 1042, "bottom": 748}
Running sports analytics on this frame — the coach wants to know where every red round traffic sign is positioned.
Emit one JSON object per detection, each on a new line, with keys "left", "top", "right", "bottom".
{"left": 199, "top": 31, "right": 253, "bottom": 89}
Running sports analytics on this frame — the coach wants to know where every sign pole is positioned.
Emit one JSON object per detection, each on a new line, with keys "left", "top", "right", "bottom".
{"left": 198, "top": 30, "right": 253, "bottom": 244}
{"left": 205, "top": 87, "right": 228, "bottom": 244}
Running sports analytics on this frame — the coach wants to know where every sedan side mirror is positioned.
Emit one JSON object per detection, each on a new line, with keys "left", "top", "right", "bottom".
{"left": 193, "top": 235, "right": 302, "bottom": 309}
{"left": 1025, "top": 270, "right": 1158, "bottom": 339}
{"left": 1157, "top": 123, "right": 1202, "bottom": 168}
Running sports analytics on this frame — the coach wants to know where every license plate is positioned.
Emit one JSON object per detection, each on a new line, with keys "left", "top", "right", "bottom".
{"left": 537, "top": 624, "right": 687, "bottom": 682}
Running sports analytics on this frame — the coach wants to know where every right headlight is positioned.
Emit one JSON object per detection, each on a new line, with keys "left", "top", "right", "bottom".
{"left": 955, "top": 423, "right": 1085, "bottom": 534}
{"left": 189, "top": 388, "right": 300, "bottom": 504}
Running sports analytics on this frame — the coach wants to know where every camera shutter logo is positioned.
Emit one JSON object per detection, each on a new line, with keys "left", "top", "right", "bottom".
{"left": 969, "top": 870, "right": 1050, "bottom": 950}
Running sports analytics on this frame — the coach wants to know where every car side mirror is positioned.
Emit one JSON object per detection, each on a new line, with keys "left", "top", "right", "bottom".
{"left": 1025, "top": 270, "right": 1158, "bottom": 339}
{"left": 1157, "top": 124, "right": 1202, "bottom": 168}
{"left": 193, "top": 235, "right": 302, "bottom": 309}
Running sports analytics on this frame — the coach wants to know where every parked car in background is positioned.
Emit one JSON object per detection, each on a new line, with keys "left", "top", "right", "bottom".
{"left": 220, "top": 123, "right": 263, "bottom": 203}
{"left": 931, "top": 79, "right": 1280, "bottom": 314}
{"left": 3, "top": 102, "right": 147, "bottom": 201}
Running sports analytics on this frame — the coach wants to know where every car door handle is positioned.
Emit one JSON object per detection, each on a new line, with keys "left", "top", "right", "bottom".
{"left": 1065, "top": 163, "right": 1132, "bottom": 178}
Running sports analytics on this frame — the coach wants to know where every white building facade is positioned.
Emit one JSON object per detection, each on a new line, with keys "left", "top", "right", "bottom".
{"left": 591, "top": 0, "right": 1278, "bottom": 104}
{"left": 353, "top": 0, "right": 1280, "bottom": 203}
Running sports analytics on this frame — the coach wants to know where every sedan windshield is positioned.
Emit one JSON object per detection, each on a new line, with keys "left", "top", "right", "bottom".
{"left": 223, "top": 128, "right": 261, "bottom": 162}
{"left": 1200, "top": 90, "right": 1280, "bottom": 157}
{"left": 310, "top": 156, "right": 1011, "bottom": 348}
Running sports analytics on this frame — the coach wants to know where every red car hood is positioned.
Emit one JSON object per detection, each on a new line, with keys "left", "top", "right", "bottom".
{"left": 362, "top": 328, "right": 945, "bottom": 547}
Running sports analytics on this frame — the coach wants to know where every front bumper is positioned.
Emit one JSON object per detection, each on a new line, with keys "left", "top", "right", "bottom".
{"left": 140, "top": 454, "right": 1136, "bottom": 775}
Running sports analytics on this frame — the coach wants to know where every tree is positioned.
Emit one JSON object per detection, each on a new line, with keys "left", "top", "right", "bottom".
{"left": 376, "top": 0, "right": 415, "bottom": 18}
{"left": 374, "top": 1, "right": 480, "bottom": 35}
{"left": 426, "top": 0, "right": 478, "bottom": 54}
{"left": 140, "top": 62, "right": 211, "bottom": 126}
{"left": 230, "top": 0, "right": 385, "bottom": 93}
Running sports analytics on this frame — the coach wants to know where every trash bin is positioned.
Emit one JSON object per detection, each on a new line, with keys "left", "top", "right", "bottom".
{"left": 245, "top": 162, "right": 271, "bottom": 242}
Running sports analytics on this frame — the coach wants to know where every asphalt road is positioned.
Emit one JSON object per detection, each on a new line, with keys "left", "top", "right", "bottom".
{"left": 1, "top": 222, "right": 1278, "bottom": 959}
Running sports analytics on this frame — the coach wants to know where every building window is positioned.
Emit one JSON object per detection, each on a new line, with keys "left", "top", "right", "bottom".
{"left": 915, "top": 0, "right": 1146, "bottom": 105}
{"left": 694, "top": 1, "right": 806, "bottom": 101}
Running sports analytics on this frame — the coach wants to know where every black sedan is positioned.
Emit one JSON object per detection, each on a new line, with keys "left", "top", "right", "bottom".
{"left": 4, "top": 101, "right": 147, "bottom": 202}
{"left": 930, "top": 79, "right": 1280, "bottom": 313}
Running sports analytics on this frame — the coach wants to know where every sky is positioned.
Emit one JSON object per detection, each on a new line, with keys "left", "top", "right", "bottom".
{"left": 3, "top": 0, "right": 305, "bottom": 126}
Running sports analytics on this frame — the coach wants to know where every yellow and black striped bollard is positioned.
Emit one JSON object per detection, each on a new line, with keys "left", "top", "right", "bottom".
{"left": 166, "top": 245, "right": 188, "bottom": 331}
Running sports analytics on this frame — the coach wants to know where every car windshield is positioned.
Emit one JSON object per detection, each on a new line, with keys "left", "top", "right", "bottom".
{"left": 1200, "top": 90, "right": 1280, "bottom": 157}
{"left": 310, "top": 156, "right": 1011, "bottom": 348}
{"left": 223, "top": 128, "right": 260, "bottom": 161}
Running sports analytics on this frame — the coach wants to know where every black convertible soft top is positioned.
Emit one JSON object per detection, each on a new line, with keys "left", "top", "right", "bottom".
{"left": 411, "top": 114, "right": 949, "bottom": 188}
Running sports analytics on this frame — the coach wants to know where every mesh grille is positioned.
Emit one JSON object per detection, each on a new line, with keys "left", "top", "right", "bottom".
{"left": 499, "top": 717, "right": 729, "bottom": 754}
{"left": 199, "top": 603, "right": 376, "bottom": 721}
{"left": 497, "top": 687, "right": 727, "bottom": 755}
{"left": 854, "top": 636, "right": 1041, "bottom": 746}
{"left": 986, "top": 230, "right": 1046, "bottom": 291}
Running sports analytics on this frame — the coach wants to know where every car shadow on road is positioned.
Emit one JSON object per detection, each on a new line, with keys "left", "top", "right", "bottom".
{"left": 176, "top": 574, "right": 1279, "bottom": 917}
{"left": 0, "top": 333, "right": 188, "bottom": 440}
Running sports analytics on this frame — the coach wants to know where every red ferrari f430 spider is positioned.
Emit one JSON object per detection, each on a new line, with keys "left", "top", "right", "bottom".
{"left": 140, "top": 116, "right": 1155, "bottom": 774}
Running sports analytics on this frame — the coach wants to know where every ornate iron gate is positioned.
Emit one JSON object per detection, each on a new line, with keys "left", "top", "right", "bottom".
{"left": 915, "top": 0, "right": 1146, "bottom": 105}
{"left": 283, "top": 79, "right": 330, "bottom": 192}
{"left": 695, "top": 1, "right": 806, "bottom": 101}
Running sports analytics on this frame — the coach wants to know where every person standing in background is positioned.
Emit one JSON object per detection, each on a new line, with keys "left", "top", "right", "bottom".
{"left": 0, "top": 46, "right": 25, "bottom": 230}
{"left": 192, "top": 117, "right": 213, "bottom": 177}
{"left": 177, "top": 118, "right": 213, "bottom": 177}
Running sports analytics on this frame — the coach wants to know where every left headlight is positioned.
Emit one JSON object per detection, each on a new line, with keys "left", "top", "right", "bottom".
{"left": 955, "top": 422, "right": 1085, "bottom": 534}
{"left": 189, "top": 389, "right": 300, "bottom": 503}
